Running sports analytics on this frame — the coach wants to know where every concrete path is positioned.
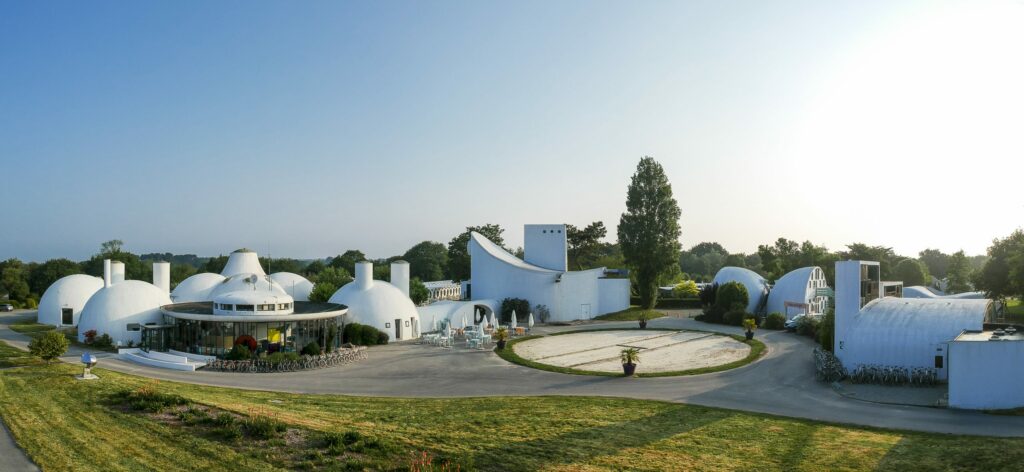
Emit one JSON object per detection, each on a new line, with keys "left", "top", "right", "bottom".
{"left": 3, "top": 311, "right": 1024, "bottom": 439}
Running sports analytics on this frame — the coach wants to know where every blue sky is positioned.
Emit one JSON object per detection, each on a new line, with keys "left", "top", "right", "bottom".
{"left": 2, "top": 1, "right": 1022, "bottom": 262}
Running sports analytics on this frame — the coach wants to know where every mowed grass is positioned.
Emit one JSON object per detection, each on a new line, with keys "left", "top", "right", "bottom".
{"left": 0, "top": 340, "right": 43, "bottom": 368}
{"left": 3, "top": 362, "right": 1024, "bottom": 471}
{"left": 594, "top": 306, "right": 662, "bottom": 321}
{"left": 1005, "top": 299, "right": 1024, "bottom": 323}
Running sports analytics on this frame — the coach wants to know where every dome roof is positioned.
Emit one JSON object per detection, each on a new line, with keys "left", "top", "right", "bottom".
{"left": 712, "top": 267, "right": 770, "bottom": 313}
{"left": 78, "top": 280, "right": 172, "bottom": 346}
{"left": 903, "top": 286, "right": 987, "bottom": 300}
{"left": 221, "top": 249, "right": 266, "bottom": 277}
{"left": 38, "top": 274, "right": 104, "bottom": 326}
{"left": 329, "top": 279, "right": 419, "bottom": 339}
{"left": 170, "top": 272, "right": 226, "bottom": 303}
{"left": 209, "top": 273, "right": 288, "bottom": 300}
{"left": 269, "top": 272, "right": 314, "bottom": 301}
{"left": 765, "top": 267, "right": 829, "bottom": 318}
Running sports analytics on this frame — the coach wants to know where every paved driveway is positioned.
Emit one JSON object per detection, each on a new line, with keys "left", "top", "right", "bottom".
{"left": 3, "top": 311, "right": 1024, "bottom": 439}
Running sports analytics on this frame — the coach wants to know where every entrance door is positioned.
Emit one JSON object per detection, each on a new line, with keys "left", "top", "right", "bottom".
{"left": 411, "top": 317, "right": 418, "bottom": 338}
{"left": 934, "top": 344, "right": 947, "bottom": 380}
{"left": 61, "top": 308, "right": 73, "bottom": 325}
{"left": 580, "top": 304, "right": 592, "bottom": 319}
{"left": 395, "top": 318, "right": 402, "bottom": 340}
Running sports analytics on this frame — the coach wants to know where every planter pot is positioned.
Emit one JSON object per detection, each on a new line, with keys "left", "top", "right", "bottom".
{"left": 496, "top": 340, "right": 507, "bottom": 350}
{"left": 745, "top": 331, "right": 754, "bottom": 340}
{"left": 623, "top": 362, "right": 637, "bottom": 376}
{"left": 638, "top": 320, "right": 647, "bottom": 329}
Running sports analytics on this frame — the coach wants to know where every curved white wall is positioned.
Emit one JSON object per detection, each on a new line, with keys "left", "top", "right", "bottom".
{"left": 713, "top": 267, "right": 770, "bottom": 314}
{"left": 78, "top": 280, "right": 172, "bottom": 346}
{"left": 38, "top": 274, "right": 104, "bottom": 326}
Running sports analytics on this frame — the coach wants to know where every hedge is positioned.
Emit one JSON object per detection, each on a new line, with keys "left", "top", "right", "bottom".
{"left": 629, "top": 297, "right": 702, "bottom": 309}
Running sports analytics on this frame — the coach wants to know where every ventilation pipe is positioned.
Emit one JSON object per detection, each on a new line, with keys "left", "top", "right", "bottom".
{"left": 153, "top": 261, "right": 170, "bottom": 295}
{"left": 103, "top": 259, "right": 111, "bottom": 288}
{"left": 110, "top": 261, "right": 126, "bottom": 284}
{"left": 390, "top": 260, "right": 410, "bottom": 298}
{"left": 355, "top": 261, "right": 374, "bottom": 290}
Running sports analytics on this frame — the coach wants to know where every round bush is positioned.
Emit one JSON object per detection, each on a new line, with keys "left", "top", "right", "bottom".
{"left": 376, "top": 331, "right": 389, "bottom": 345}
{"left": 301, "top": 341, "right": 322, "bottom": 356}
{"left": 715, "top": 282, "right": 749, "bottom": 313}
{"left": 723, "top": 310, "right": 747, "bottom": 326}
{"left": 764, "top": 313, "right": 786, "bottom": 330}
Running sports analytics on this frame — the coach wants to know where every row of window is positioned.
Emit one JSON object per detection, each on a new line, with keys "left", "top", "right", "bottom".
{"left": 215, "top": 302, "right": 292, "bottom": 312}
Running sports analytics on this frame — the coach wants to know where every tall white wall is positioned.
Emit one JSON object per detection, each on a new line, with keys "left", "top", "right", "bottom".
{"left": 598, "top": 278, "right": 631, "bottom": 315}
{"left": 834, "top": 260, "right": 878, "bottom": 365}
{"left": 110, "top": 261, "right": 126, "bottom": 284}
{"left": 524, "top": 224, "right": 568, "bottom": 271}
{"left": 390, "top": 260, "right": 410, "bottom": 298}
{"left": 949, "top": 340, "right": 1024, "bottom": 410}
{"left": 153, "top": 262, "right": 170, "bottom": 294}
{"left": 355, "top": 261, "right": 374, "bottom": 290}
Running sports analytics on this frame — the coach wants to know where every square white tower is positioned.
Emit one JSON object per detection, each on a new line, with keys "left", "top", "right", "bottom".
{"left": 834, "top": 260, "right": 880, "bottom": 364}
{"left": 524, "top": 224, "right": 568, "bottom": 272}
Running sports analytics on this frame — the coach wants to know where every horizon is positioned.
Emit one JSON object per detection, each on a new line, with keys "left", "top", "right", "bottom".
{"left": 3, "top": 1, "right": 1023, "bottom": 262}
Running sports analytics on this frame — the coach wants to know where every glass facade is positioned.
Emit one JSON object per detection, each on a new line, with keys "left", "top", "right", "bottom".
{"left": 160, "top": 315, "right": 343, "bottom": 358}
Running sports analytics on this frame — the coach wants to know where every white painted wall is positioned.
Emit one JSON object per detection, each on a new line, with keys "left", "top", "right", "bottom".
{"left": 523, "top": 224, "right": 567, "bottom": 271}
{"left": 834, "top": 260, "right": 879, "bottom": 366}
{"left": 949, "top": 340, "right": 1024, "bottom": 410}
{"left": 390, "top": 261, "right": 410, "bottom": 298}
{"left": 598, "top": 278, "right": 631, "bottom": 315}
{"left": 153, "top": 262, "right": 170, "bottom": 295}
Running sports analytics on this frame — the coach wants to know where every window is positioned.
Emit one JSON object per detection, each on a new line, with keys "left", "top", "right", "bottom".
{"left": 127, "top": 323, "right": 141, "bottom": 332}
{"left": 237, "top": 304, "right": 254, "bottom": 311}
{"left": 257, "top": 304, "right": 273, "bottom": 311}
{"left": 934, "top": 355, "right": 944, "bottom": 369}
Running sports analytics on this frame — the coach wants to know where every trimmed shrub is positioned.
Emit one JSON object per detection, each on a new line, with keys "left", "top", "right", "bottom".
{"left": 715, "top": 282, "right": 749, "bottom": 313}
{"left": 376, "top": 331, "right": 389, "bottom": 345}
{"left": 796, "top": 316, "right": 820, "bottom": 338}
{"left": 723, "top": 310, "right": 747, "bottom": 326}
{"left": 301, "top": 341, "right": 322, "bottom": 356}
{"left": 225, "top": 344, "right": 251, "bottom": 360}
{"left": 92, "top": 333, "right": 114, "bottom": 350}
{"left": 343, "top": 323, "right": 364, "bottom": 345}
{"left": 817, "top": 309, "right": 835, "bottom": 351}
{"left": 28, "top": 330, "right": 69, "bottom": 362}
{"left": 764, "top": 313, "right": 786, "bottom": 330}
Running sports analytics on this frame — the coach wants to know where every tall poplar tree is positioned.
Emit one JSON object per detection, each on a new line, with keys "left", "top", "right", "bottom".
{"left": 617, "top": 157, "right": 682, "bottom": 309}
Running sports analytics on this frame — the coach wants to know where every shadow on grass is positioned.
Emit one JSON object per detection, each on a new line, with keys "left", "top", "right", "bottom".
{"left": 469, "top": 404, "right": 724, "bottom": 470}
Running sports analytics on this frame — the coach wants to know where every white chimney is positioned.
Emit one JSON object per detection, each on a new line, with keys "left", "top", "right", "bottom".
{"left": 103, "top": 259, "right": 111, "bottom": 288}
{"left": 153, "top": 262, "right": 170, "bottom": 294}
{"left": 355, "top": 261, "right": 373, "bottom": 290}
{"left": 390, "top": 260, "right": 410, "bottom": 298}
{"left": 110, "top": 261, "right": 125, "bottom": 284}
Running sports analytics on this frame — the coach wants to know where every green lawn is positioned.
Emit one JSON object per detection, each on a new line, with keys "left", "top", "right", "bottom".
{"left": 0, "top": 340, "right": 43, "bottom": 368}
{"left": 2, "top": 352, "right": 1024, "bottom": 470}
{"left": 593, "top": 306, "right": 662, "bottom": 321}
{"left": 8, "top": 319, "right": 115, "bottom": 352}
{"left": 1005, "top": 299, "right": 1024, "bottom": 323}
{"left": 497, "top": 329, "right": 765, "bottom": 378}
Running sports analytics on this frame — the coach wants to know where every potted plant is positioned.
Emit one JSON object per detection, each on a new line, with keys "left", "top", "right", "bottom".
{"left": 743, "top": 318, "right": 757, "bottom": 340}
{"left": 493, "top": 327, "right": 509, "bottom": 350}
{"left": 638, "top": 311, "right": 648, "bottom": 329}
{"left": 620, "top": 347, "right": 640, "bottom": 376}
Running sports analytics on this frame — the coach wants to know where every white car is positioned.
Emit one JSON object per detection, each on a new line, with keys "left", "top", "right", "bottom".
{"left": 0, "top": 303, "right": 13, "bottom": 312}
{"left": 784, "top": 314, "right": 805, "bottom": 331}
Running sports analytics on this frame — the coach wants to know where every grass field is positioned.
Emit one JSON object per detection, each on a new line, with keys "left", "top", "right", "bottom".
{"left": 1005, "top": 299, "right": 1024, "bottom": 323}
{"left": 496, "top": 329, "right": 765, "bottom": 378}
{"left": 593, "top": 306, "right": 662, "bottom": 321}
{"left": 0, "top": 341, "right": 43, "bottom": 368}
{"left": 2, "top": 345, "right": 1024, "bottom": 470}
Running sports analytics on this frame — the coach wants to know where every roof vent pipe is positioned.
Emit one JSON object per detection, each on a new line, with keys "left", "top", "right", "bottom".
{"left": 103, "top": 259, "right": 111, "bottom": 288}
{"left": 153, "top": 262, "right": 170, "bottom": 295}
{"left": 110, "top": 261, "right": 125, "bottom": 284}
{"left": 355, "top": 261, "right": 374, "bottom": 290}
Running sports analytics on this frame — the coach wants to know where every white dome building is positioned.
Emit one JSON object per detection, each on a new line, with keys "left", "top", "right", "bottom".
{"left": 765, "top": 267, "right": 829, "bottom": 320}
{"left": 270, "top": 272, "right": 314, "bottom": 301}
{"left": 330, "top": 261, "right": 420, "bottom": 341}
{"left": 221, "top": 249, "right": 266, "bottom": 277}
{"left": 170, "top": 272, "right": 226, "bottom": 303}
{"left": 712, "top": 267, "right": 770, "bottom": 314}
{"left": 902, "top": 286, "right": 986, "bottom": 300}
{"left": 38, "top": 274, "right": 104, "bottom": 327}
{"left": 78, "top": 280, "right": 172, "bottom": 346}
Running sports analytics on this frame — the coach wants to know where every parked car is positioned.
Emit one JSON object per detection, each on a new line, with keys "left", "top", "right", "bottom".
{"left": 784, "top": 314, "right": 804, "bottom": 331}
{"left": 0, "top": 303, "right": 14, "bottom": 312}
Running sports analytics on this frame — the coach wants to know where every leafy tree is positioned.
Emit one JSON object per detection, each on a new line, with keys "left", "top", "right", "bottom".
{"left": 101, "top": 239, "right": 124, "bottom": 254}
{"left": 500, "top": 297, "right": 530, "bottom": 323}
{"left": 29, "top": 258, "right": 81, "bottom": 296}
{"left": 840, "top": 244, "right": 897, "bottom": 279}
{"left": 409, "top": 277, "right": 429, "bottom": 305}
{"left": 817, "top": 308, "right": 836, "bottom": 352}
{"left": 260, "top": 257, "right": 304, "bottom": 274}
{"left": 894, "top": 259, "right": 929, "bottom": 287}
{"left": 946, "top": 250, "right": 973, "bottom": 294}
{"left": 447, "top": 224, "right": 505, "bottom": 282}
{"left": 329, "top": 250, "right": 366, "bottom": 272}
{"left": 308, "top": 282, "right": 337, "bottom": 303}
{"left": 566, "top": 221, "right": 607, "bottom": 270}
{"left": 918, "top": 249, "right": 951, "bottom": 279}
{"left": 303, "top": 259, "right": 327, "bottom": 277}
{"left": 403, "top": 241, "right": 448, "bottom": 281}
{"left": 28, "top": 330, "right": 68, "bottom": 363}
{"left": 715, "top": 281, "right": 749, "bottom": 313}
{"left": 202, "top": 255, "right": 229, "bottom": 273}
{"left": 169, "top": 264, "right": 197, "bottom": 288}
{"left": 975, "top": 229, "right": 1024, "bottom": 300}
{"left": 314, "top": 267, "right": 352, "bottom": 287}
{"left": 617, "top": 157, "right": 682, "bottom": 309}
{"left": 690, "top": 242, "right": 727, "bottom": 258}
{"left": 0, "top": 259, "right": 31, "bottom": 302}
{"left": 673, "top": 280, "right": 699, "bottom": 298}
